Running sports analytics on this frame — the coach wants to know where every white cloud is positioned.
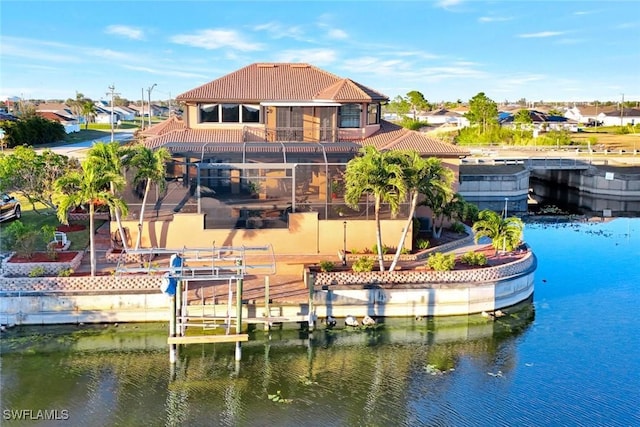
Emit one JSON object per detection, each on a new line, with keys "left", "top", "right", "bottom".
{"left": 518, "top": 31, "right": 566, "bottom": 38}
{"left": 274, "top": 49, "right": 337, "bottom": 66}
{"left": 170, "top": 29, "right": 263, "bottom": 51}
{"left": 478, "top": 16, "right": 512, "bottom": 23}
{"left": 105, "top": 25, "right": 144, "bottom": 40}
{"left": 327, "top": 28, "right": 348, "bottom": 39}
{"left": 0, "top": 37, "right": 80, "bottom": 63}
{"left": 252, "top": 22, "right": 305, "bottom": 40}
{"left": 616, "top": 22, "right": 638, "bottom": 29}
{"left": 436, "top": 0, "right": 464, "bottom": 9}
{"left": 121, "top": 64, "right": 208, "bottom": 79}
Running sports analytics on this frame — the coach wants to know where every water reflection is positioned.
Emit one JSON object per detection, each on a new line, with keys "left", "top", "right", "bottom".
{"left": 1, "top": 303, "right": 534, "bottom": 426}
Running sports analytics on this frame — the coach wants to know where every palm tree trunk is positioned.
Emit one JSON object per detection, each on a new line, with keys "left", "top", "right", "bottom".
{"left": 389, "top": 191, "right": 418, "bottom": 272}
{"left": 135, "top": 178, "right": 152, "bottom": 250}
{"left": 110, "top": 182, "right": 128, "bottom": 251}
{"left": 89, "top": 202, "right": 96, "bottom": 276}
{"left": 374, "top": 197, "right": 384, "bottom": 272}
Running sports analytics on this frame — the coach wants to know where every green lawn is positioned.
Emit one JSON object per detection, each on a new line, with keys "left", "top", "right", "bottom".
{"left": 0, "top": 198, "right": 104, "bottom": 252}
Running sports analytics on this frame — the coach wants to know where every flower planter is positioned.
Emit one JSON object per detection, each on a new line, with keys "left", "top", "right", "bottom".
{"left": 2, "top": 251, "right": 83, "bottom": 277}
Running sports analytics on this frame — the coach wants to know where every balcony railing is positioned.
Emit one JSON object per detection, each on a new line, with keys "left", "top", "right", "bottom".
{"left": 243, "top": 126, "right": 340, "bottom": 143}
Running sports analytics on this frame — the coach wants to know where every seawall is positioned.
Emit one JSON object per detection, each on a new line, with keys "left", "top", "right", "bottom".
{"left": 0, "top": 251, "right": 536, "bottom": 326}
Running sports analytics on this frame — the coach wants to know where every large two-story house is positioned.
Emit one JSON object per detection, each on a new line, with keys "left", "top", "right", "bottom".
{"left": 132, "top": 63, "right": 468, "bottom": 260}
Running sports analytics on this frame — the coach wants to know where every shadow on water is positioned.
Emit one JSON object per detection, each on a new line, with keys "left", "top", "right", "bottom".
{"left": 1, "top": 301, "right": 535, "bottom": 426}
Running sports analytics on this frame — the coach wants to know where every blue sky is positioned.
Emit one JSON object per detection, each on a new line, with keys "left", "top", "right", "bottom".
{"left": 1, "top": 0, "right": 639, "bottom": 105}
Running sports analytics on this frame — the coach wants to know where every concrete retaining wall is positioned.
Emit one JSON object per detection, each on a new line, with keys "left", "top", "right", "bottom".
{"left": 0, "top": 253, "right": 535, "bottom": 325}
{"left": 1, "top": 252, "right": 84, "bottom": 277}
{"left": 311, "top": 252, "right": 536, "bottom": 317}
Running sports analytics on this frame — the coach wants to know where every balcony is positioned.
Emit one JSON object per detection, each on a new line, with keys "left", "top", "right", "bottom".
{"left": 243, "top": 126, "right": 362, "bottom": 143}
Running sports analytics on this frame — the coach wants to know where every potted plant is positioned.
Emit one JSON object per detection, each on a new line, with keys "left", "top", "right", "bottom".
{"left": 247, "top": 180, "right": 261, "bottom": 198}
{"left": 330, "top": 180, "right": 343, "bottom": 199}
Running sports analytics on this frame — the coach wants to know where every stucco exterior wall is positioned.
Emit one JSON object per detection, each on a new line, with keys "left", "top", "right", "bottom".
{"left": 120, "top": 212, "right": 411, "bottom": 256}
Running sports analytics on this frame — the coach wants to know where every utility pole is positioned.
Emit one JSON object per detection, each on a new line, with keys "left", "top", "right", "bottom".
{"left": 107, "top": 85, "right": 120, "bottom": 143}
{"left": 147, "top": 83, "right": 157, "bottom": 127}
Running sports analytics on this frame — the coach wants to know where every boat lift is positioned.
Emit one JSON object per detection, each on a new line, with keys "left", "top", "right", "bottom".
{"left": 114, "top": 244, "right": 276, "bottom": 363}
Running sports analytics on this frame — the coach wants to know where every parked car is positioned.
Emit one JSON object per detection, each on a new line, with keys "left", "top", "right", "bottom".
{"left": 0, "top": 193, "right": 21, "bottom": 222}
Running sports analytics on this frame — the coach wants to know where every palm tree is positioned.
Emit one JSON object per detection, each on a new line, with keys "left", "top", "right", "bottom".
{"left": 86, "top": 142, "right": 131, "bottom": 251}
{"left": 418, "top": 163, "right": 456, "bottom": 239}
{"left": 344, "top": 146, "right": 407, "bottom": 272}
{"left": 81, "top": 101, "right": 96, "bottom": 130}
{"left": 129, "top": 145, "right": 171, "bottom": 250}
{"left": 472, "top": 209, "right": 524, "bottom": 255}
{"left": 388, "top": 153, "right": 453, "bottom": 272}
{"left": 53, "top": 161, "right": 126, "bottom": 276}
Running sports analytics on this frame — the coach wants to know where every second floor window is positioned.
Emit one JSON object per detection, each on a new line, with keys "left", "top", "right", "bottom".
{"left": 199, "top": 103, "right": 261, "bottom": 123}
{"left": 367, "top": 103, "right": 380, "bottom": 125}
{"left": 339, "top": 104, "right": 361, "bottom": 128}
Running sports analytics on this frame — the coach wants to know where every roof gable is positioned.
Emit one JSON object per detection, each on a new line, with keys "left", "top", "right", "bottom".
{"left": 176, "top": 63, "right": 387, "bottom": 102}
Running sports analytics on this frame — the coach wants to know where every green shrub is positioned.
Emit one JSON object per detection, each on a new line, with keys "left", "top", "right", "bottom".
{"left": 416, "top": 239, "right": 430, "bottom": 250}
{"left": 450, "top": 222, "right": 466, "bottom": 234}
{"left": 460, "top": 251, "right": 487, "bottom": 266}
{"left": 615, "top": 126, "right": 630, "bottom": 135}
{"left": 28, "top": 266, "right": 46, "bottom": 277}
{"left": 371, "top": 243, "right": 390, "bottom": 255}
{"left": 319, "top": 260, "right": 335, "bottom": 272}
{"left": 400, "top": 247, "right": 410, "bottom": 255}
{"left": 426, "top": 252, "right": 456, "bottom": 271}
{"left": 2, "top": 221, "right": 43, "bottom": 259}
{"left": 352, "top": 256, "right": 374, "bottom": 273}
{"left": 460, "top": 202, "right": 479, "bottom": 224}
{"left": 350, "top": 248, "right": 360, "bottom": 255}
{"left": 58, "top": 268, "right": 74, "bottom": 277}
{"left": 399, "top": 117, "right": 428, "bottom": 130}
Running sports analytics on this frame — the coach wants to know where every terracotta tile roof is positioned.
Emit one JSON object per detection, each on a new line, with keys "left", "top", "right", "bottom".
{"left": 314, "top": 79, "right": 386, "bottom": 102}
{"left": 36, "top": 102, "right": 70, "bottom": 112}
{"left": 176, "top": 63, "right": 387, "bottom": 102}
{"left": 144, "top": 128, "right": 244, "bottom": 149}
{"left": 144, "top": 120, "right": 468, "bottom": 157}
{"left": 36, "top": 111, "right": 75, "bottom": 122}
{"left": 360, "top": 120, "right": 469, "bottom": 157}
{"left": 140, "top": 116, "right": 187, "bottom": 137}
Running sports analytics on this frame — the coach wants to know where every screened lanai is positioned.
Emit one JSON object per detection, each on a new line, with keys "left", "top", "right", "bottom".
{"left": 161, "top": 141, "right": 413, "bottom": 230}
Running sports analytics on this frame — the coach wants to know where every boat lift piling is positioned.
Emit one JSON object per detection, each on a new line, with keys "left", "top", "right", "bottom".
{"left": 115, "top": 244, "right": 275, "bottom": 364}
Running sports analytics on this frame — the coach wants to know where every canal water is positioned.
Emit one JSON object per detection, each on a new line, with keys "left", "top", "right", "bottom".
{"left": 1, "top": 218, "right": 639, "bottom": 426}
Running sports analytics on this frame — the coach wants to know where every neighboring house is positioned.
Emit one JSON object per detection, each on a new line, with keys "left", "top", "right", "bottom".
{"left": 113, "top": 106, "right": 136, "bottom": 121}
{"left": 131, "top": 63, "right": 468, "bottom": 256}
{"left": 564, "top": 105, "right": 617, "bottom": 125}
{"left": 36, "top": 111, "right": 80, "bottom": 133}
{"left": 500, "top": 109, "right": 578, "bottom": 132}
{"left": 421, "top": 108, "right": 470, "bottom": 128}
{"left": 600, "top": 108, "right": 640, "bottom": 127}
{"left": 94, "top": 104, "right": 122, "bottom": 124}
{"left": 36, "top": 102, "right": 76, "bottom": 117}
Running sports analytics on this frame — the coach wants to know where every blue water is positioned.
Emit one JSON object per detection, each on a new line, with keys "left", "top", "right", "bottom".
{"left": 1, "top": 218, "right": 639, "bottom": 426}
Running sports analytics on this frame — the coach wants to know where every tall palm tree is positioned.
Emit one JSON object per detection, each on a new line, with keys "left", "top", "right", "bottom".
{"left": 472, "top": 209, "right": 524, "bottom": 255}
{"left": 81, "top": 101, "right": 96, "bottom": 130}
{"left": 129, "top": 145, "right": 171, "bottom": 250}
{"left": 388, "top": 153, "right": 453, "bottom": 272}
{"left": 86, "top": 142, "right": 131, "bottom": 251}
{"left": 344, "top": 146, "right": 407, "bottom": 272}
{"left": 53, "top": 161, "right": 126, "bottom": 276}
